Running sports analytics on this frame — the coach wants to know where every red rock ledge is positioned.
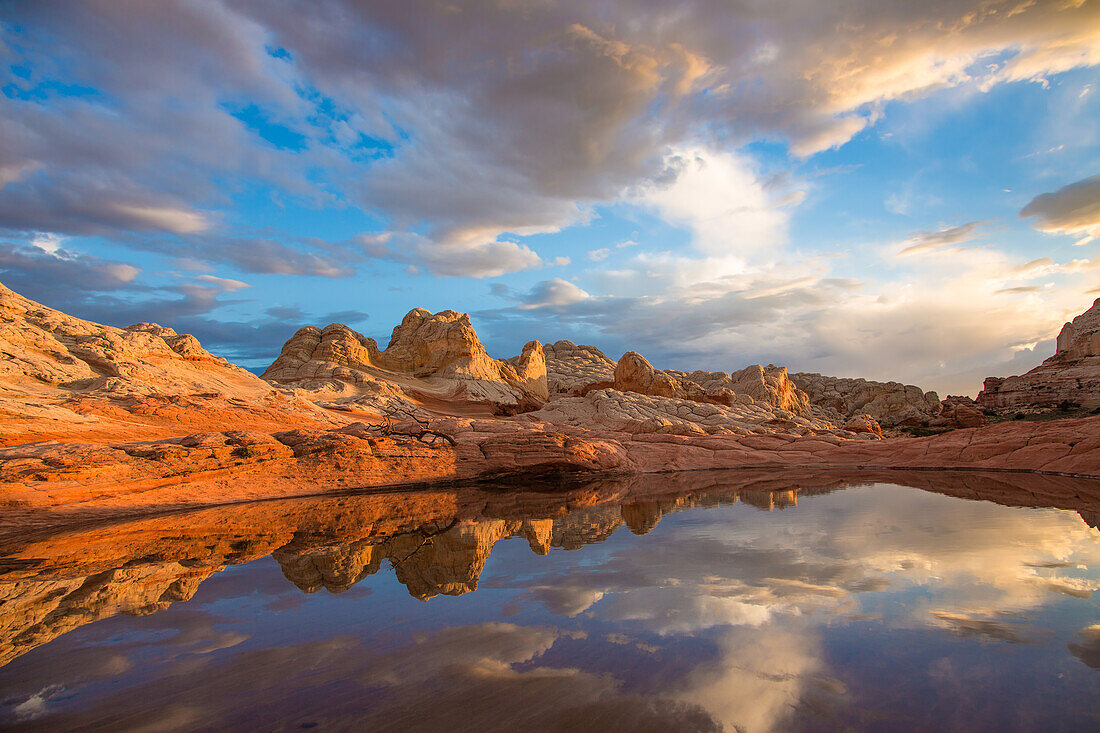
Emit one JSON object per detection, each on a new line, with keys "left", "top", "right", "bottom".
{"left": 3, "top": 414, "right": 1098, "bottom": 530}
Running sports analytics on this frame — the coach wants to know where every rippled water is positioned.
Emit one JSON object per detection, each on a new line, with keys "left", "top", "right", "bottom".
{"left": 1, "top": 470, "right": 1098, "bottom": 731}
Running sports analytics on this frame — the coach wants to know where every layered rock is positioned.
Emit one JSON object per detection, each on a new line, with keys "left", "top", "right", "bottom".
{"left": 543, "top": 340, "right": 616, "bottom": 396}
{"left": 0, "top": 283, "right": 269, "bottom": 397}
{"left": 3, "top": 279, "right": 1099, "bottom": 551}
{"left": 0, "top": 283, "right": 336, "bottom": 445}
{"left": 978, "top": 298, "right": 1100, "bottom": 411}
{"left": 533, "top": 387, "right": 844, "bottom": 437}
{"left": 935, "top": 395, "right": 986, "bottom": 428}
{"left": 263, "top": 309, "right": 548, "bottom": 413}
{"left": 612, "top": 351, "right": 813, "bottom": 417}
{"left": 790, "top": 372, "right": 943, "bottom": 427}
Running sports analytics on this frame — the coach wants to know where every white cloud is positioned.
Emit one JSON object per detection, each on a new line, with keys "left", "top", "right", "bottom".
{"left": 195, "top": 274, "right": 250, "bottom": 292}
{"left": 517, "top": 278, "right": 592, "bottom": 309}
{"left": 896, "top": 221, "right": 987, "bottom": 257}
{"left": 358, "top": 232, "right": 543, "bottom": 278}
{"left": 30, "top": 232, "right": 64, "bottom": 255}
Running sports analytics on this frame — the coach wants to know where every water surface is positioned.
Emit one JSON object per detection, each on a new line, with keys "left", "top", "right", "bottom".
{"left": 1, "top": 470, "right": 1098, "bottom": 731}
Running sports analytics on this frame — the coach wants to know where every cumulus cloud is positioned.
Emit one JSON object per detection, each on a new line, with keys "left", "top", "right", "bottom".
{"left": 517, "top": 279, "right": 592, "bottom": 310}
{"left": 4, "top": 0, "right": 1098, "bottom": 273}
{"left": 1020, "top": 174, "right": 1100, "bottom": 245}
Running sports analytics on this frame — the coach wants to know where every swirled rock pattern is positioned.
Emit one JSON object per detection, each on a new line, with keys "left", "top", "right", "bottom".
{"left": 533, "top": 388, "right": 843, "bottom": 437}
{"left": 3, "top": 279, "right": 1098, "bottom": 537}
{"left": 0, "top": 283, "right": 337, "bottom": 445}
{"left": 263, "top": 309, "right": 547, "bottom": 412}
{"left": 542, "top": 340, "right": 616, "bottom": 396}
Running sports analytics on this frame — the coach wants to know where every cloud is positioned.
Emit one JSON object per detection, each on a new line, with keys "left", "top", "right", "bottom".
{"left": 479, "top": 240, "right": 1099, "bottom": 396}
{"left": 0, "top": 241, "right": 142, "bottom": 295}
{"left": 194, "top": 274, "right": 249, "bottom": 292}
{"left": 1020, "top": 174, "right": 1100, "bottom": 245}
{"left": 108, "top": 203, "right": 210, "bottom": 234}
{"left": 4, "top": 0, "right": 1097, "bottom": 274}
{"left": 896, "top": 221, "right": 987, "bottom": 256}
{"left": 358, "top": 233, "right": 543, "bottom": 278}
{"left": 638, "top": 147, "right": 787, "bottom": 261}
{"left": 517, "top": 279, "right": 592, "bottom": 310}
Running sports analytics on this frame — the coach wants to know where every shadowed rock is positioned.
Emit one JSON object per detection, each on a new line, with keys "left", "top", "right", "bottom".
{"left": 979, "top": 298, "right": 1100, "bottom": 411}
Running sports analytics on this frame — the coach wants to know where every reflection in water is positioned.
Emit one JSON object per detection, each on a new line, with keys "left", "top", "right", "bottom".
{"left": 0, "top": 469, "right": 1097, "bottom": 731}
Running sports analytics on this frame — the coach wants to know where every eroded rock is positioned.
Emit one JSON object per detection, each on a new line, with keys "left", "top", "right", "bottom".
{"left": 263, "top": 308, "right": 548, "bottom": 412}
{"left": 978, "top": 298, "right": 1100, "bottom": 411}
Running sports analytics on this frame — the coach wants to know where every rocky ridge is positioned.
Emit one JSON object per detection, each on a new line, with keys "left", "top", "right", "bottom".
{"left": 978, "top": 298, "right": 1100, "bottom": 411}
{"left": 2, "top": 282, "right": 1100, "bottom": 530}
{"left": 0, "top": 283, "right": 338, "bottom": 445}
{"left": 263, "top": 309, "right": 547, "bottom": 413}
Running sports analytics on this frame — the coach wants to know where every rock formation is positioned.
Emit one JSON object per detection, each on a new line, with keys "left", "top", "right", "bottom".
{"left": 0, "top": 282, "right": 267, "bottom": 397}
{"left": 843, "top": 414, "right": 882, "bottom": 436}
{"left": 790, "top": 372, "right": 944, "bottom": 427}
{"left": 263, "top": 309, "right": 548, "bottom": 413}
{"left": 2, "top": 278, "right": 1099, "bottom": 545}
{"left": 614, "top": 351, "right": 679, "bottom": 398}
{"left": 542, "top": 340, "right": 616, "bottom": 396}
{"left": 935, "top": 395, "right": 986, "bottom": 428}
{"left": 0, "top": 283, "right": 336, "bottom": 445}
{"left": 978, "top": 298, "right": 1100, "bottom": 411}
{"left": 533, "top": 387, "right": 843, "bottom": 437}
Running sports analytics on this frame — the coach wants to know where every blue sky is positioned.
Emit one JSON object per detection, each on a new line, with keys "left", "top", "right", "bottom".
{"left": 2, "top": 0, "right": 1099, "bottom": 395}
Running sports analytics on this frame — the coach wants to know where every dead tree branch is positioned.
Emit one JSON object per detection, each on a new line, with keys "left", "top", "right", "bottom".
{"left": 365, "top": 405, "right": 456, "bottom": 446}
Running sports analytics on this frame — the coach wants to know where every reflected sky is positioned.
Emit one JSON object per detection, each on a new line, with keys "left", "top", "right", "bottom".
{"left": 0, "top": 476, "right": 1097, "bottom": 732}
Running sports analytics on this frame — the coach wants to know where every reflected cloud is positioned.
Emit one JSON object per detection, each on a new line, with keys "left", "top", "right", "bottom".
{"left": 1068, "top": 624, "right": 1100, "bottom": 669}
{"left": 1, "top": 470, "right": 1098, "bottom": 730}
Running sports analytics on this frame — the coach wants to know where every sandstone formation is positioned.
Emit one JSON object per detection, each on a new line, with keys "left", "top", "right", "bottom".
{"left": 4, "top": 410, "right": 1100, "bottom": 539}
{"left": 609, "top": 351, "right": 813, "bottom": 416}
{"left": 2, "top": 279, "right": 1098, "bottom": 547}
{"left": 978, "top": 298, "right": 1100, "bottom": 411}
{"left": 533, "top": 387, "right": 842, "bottom": 437}
{"left": 541, "top": 340, "right": 616, "bottom": 396}
{"left": 935, "top": 395, "right": 986, "bottom": 428}
{"left": 0, "top": 283, "right": 338, "bottom": 445}
{"left": 263, "top": 309, "right": 548, "bottom": 413}
{"left": 843, "top": 414, "right": 882, "bottom": 436}
{"left": 614, "top": 351, "right": 679, "bottom": 398}
{"left": 791, "top": 372, "right": 945, "bottom": 427}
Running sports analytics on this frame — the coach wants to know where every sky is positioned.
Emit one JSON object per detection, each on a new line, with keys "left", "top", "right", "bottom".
{"left": 1, "top": 0, "right": 1099, "bottom": 396}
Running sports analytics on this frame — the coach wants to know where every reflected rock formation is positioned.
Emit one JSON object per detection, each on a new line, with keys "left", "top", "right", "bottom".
{"left": 2, "top": 468, "right": 1099, "bottom": 668}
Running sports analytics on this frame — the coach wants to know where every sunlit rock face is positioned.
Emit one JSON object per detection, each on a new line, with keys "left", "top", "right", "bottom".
{"left": 791, "top": 372, "right": 943, "bottom": 427}
{"left": 533, "top": 387, "right": 846, "bottom": 437}
{"left": 979, "top": 298, "right": 1100, "bottom": 411}
{"left": 611, "top": 351, "right": 814, "bottom": 418}
{"left": 536, "top": 348, "right": 842, "bottom": 437}
{"left": 262, "top": 308, "right": 548, "bottom": 412}
{"left": 0, "top": 283, "right": 261, "bottom": 395}
{"left": 0, "top": 283, "right": 338, "bottom": 445}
